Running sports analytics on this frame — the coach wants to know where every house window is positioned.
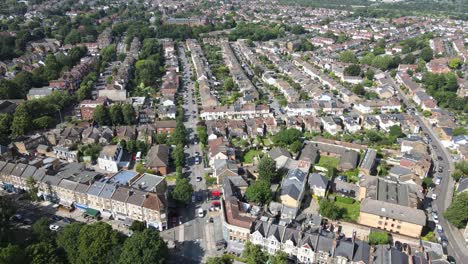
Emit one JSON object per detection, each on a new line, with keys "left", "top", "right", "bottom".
{"left": 378, "top": 221, "right": 382, "bottom": 225}
{"left": 397, "top": 225, "right": 401, "bottom": 229}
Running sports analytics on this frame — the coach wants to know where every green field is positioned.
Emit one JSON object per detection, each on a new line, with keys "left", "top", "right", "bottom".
{"left": 243, "top": 149, "right": 262, "bottom": 163}
{"left": 317, "top": 155, "right": 340, "bottom": 168}
{"left": 335, "top": 200, "right": 360, "bottom": 222}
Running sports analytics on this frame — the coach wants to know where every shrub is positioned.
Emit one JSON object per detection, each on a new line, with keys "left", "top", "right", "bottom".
{"left": 335, "top": 196, "right": 355, "bottom": 204}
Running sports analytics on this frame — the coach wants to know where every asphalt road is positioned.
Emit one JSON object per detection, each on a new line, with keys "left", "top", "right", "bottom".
{"left": 387, "top": 72, "right": 465, "bottom": 262}
{"left": 160, "top": 44, "right": 223, "bottom": 263}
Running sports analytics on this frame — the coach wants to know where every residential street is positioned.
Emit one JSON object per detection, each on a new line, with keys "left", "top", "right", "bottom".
{"left": 387, "top": 72, "right": 465, "bottom": 263}
{"left": 161, "top": 44, "right": 223, "bottom": 263}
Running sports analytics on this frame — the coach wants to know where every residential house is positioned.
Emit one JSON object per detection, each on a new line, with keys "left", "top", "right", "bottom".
{"left": 280, "top": 169, "right": 307, "bottom": 210}
{"left": 145, "top": 145, "right": 170, "bottom": 175}
{"left": 97, "top": 145, "right": 124, "bottom": 173}
{"left": 213, "top": 159, "right": 239, "bottom": 184}
{"left": 142, "top": 193, "right": 167, "bottom": 230}
{"left": 308, "top": 173, "right": 328, "bottom": 197}
{"left": 153, "top": 120, "right": 177, "bottom": 134}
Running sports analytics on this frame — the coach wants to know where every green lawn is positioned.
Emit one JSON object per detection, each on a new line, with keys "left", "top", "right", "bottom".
{"left": 317, "top": 156, "right": 340, "bottom": 168}
{"left": 335, "top": 200, "right": 360, "bottom": 222}
{"left": 243, "top": 149, "right": 262, "bottom": 163}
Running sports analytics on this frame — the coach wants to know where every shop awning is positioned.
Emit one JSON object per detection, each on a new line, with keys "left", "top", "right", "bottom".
{"left": 85, "top": 208, "right": 100, "bottom": 217}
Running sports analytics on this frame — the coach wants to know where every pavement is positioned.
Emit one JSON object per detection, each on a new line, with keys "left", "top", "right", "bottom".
{"left": 160, "top": 44, "right": 223, "bottom": 263}
{"left": 387, "top": 72, "right": 466, "bottom": 262}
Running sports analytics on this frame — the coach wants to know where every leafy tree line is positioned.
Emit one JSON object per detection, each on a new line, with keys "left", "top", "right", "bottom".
{"left": 422, "top": 72, "right": 466, "bottom": 111}
{"left": 0, "top": 198, "right": 169, "bottom": 264}
{"left": 228, "top": 22, "right": 286, "bottom": 41}
{"left": 93, "top": 104, "right": 136, "bottom": 126}
{"left": 9, "top": 91, "right": 74, "bottom": 139}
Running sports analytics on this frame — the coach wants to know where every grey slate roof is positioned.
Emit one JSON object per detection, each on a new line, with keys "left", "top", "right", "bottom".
{"left": 338, "top": 150, "right": 359, "bottom": 169}
{"left": 268, "top": 147, "right": 291, "bottom": 160}
{"left": 41, "top": 175, "right": 62, "bottom": 186}
{"left": 75, "top": 183, "right": 90, "bottom": 194}
{"left": 130, "top": 173, "right": 165, "bottom": 192}
{"left": 282, "top": 227, "right": 302, "bottom": 246}
{"left": 373, "top": 246, "right": 409, "bottom": 264}
{"left": 317, "top": 235, "right": 334, "bottom": 254}
{"left": 32, "top": 168, "right": 46, "bottom": 182}
{"left": 308, "top": 173, "right": 328, "bottom": 190}
{"left": 99, "top": 182, "right": 117, "bottom": 199}
{"left": 299, "top": 144, "right": 319, "bottom": 163}
{"left": 360, "top": 198, "right": 426, "bottom": 226}
{"left": 267, "top": 224, "right": 285, "bottom": 241}
{"left": 281, "top": 169, "right": 307, "bottom": 200}
{"left": 299, "top": 231, "right": 318, "bottom": 248}
{"left": 21, "top": 165, "right": 37, "bottom": 179}
{"left": 353, "top": 240, "right": 371, "bottom": 264}
{"left": 145, "top": 144, "right": 169, "bottom": 167}
{"left": 58, "top": 179, "right": 78, "bottom": 191}
{"left": 252, "top": 220, "right": 270, "bottom": 237}
{"left": 87, "top": 181, "right": 105, "bottom": 196}
{"left": 111, "top": 186, "right": 130, "bottom": 202}
{"left": 11, "top": 163, "right": 28, "bottom": 177}
{"left": 334, "top": 239, "right": 354, "bottom": 260}
{"left": 126, "top": 189, "right": 146, "bottom": 206}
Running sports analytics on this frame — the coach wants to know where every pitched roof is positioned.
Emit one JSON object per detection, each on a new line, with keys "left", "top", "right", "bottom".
{"left": 281, "top": 169, "right": 307, "bottom": 200}
{"left": 142, "top": 193, "right": 166, "bottom": 211}
{"left": 360, "top": 198, "right": 426, "bottom": 226}
{"left": 268, "top": 147, "right": 291, "bottom": 160}
{"left": 145, "top": 145, "right": 169, "bottom": 167}
{"left": 308, "top": 173, "right": 329, "bottom": 189}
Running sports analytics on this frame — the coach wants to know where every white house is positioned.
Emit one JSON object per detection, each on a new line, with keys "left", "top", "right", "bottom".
{"left": 97, "top": 145, "right": 123, "bottom": 173}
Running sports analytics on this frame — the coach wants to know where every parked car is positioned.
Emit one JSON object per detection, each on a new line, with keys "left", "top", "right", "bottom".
{"left": 436, "top": 224, "right": 443, "bottom": 233}
{"left": 196, "top": 176, "right": 202, "bottom": 182}
{"left": 433, "top": 214, "right": 439, "bottom": 224}
{"left": 435, "top": 177, "right": 442, "bottom": 185}
{"left": 431, "top": 193, "right": 437, "bottom": 200}
{"left": 198, "top": 208, "right": 204, "bottom": 218}
{"left": 49, "top": 224, "right": 61, "bottom": 231}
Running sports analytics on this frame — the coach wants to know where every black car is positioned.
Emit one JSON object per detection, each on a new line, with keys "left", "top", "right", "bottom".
{"left": 437, "top": 156, "right": 443, "bottom": 161}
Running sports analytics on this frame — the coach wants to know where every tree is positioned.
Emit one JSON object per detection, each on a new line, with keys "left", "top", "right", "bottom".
{"left": 26, "top": 176, "right": 39, "bottom": 201}
{"left": 319, "top": 199, "right": 343, "bottom": 220}
{"left": 368, "top": 231, "right": 389, "bottom": 245}
{"left": 273, "top": 128, "right": 302, "bottom": 146}
{"left": 33, "top": 116, "right": 55, "bottom": 130}
{"left": 270, "top": 251, "right": 288, "bottom": 264}
{"left": 32, "top": 217, "right": 54, "bottom": 244}
{"left": 118, "top": 229, "right": 168, "bottom": 264}
{"left": 135, "top": 59, "right": 163, "bottom": 87}
{"left": 56, "top": 223, "right": 85, "bottom": 263}
{"left": 172, "top": 144, "right": 185, "bottom": 168}
{"left": 0, "top": 196, "right": 14, "bottom": 245}
{"left": 0, "top": 114, "right": 12, "bottom": 145}
{"left": 290, "top": 25, "right": 306, "bottom": 35}
{"left": 93, "top": 105, "right": 109, "bottom": 126}
{"left": 0, "top": 244, "right": 27, "bottom": 263}
{"left": 257, "top": 155, "right": 277, "bottom": 183}
{"left": 444, "top": 192, "right": 468, "bottom": 228}
{"left": 453, "top": 127, "right": 467, "bottom": 137}
{"left": 352, "top": 84, "right": 365, "bottom": 95}
{"left": 122, "top": 104, "right": 135, "bottom": 125}
{"left": 155, "top": 133, "right": 168, "bottom": 145}
{"left": 420, "top": 47, "right": 433, "bottom": 62}
{"left": 245, "top": 180, "right": 272, "bottom": 205}
{"left": 344, "top": 64, "right": 361, "bottom": 76}
{"left": 26, "top": 242, "right": 64, "bottom": 264}
{"left": 339, "top": 51, "right": 358, "bottom": 63}
{"left": 109, "top": 104, "right": 123, "bottom": 126}
{"left": 11, "top": 103, "right": 31, "bottom": 138}
{"left": 172, "top": 178, "right": 193, "bottom": 204}
{"left": 448, "top": 58, "right": 462, "bottom": 69}
{"left": 76, "top": 222, "right": 121, "bottom": 264}
{"left": 243, "top": 241, "right": 268, "bottom": 264}
{"left": 101, "top": 44, "right": 117, "bottom": 64}
{"left": 129, "top": 221, "right": 146, "bottom": 232}
{"left": 206, "top": 255, "right": 233, "bottom": 264}
{"left": 389, "top": 125, "right": 404, "bottom": 139}
{"left": 290, "top": 140, "right": 303, "bottom": 153}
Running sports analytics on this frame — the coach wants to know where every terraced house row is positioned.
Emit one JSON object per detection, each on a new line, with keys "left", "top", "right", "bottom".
{"left": 0, "top": 161, "right": 168, "bottom": 230}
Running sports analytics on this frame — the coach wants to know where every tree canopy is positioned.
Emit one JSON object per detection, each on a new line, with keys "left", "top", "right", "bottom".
{"left": 118, "top": 229, "right": 168, "bottom": 264}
